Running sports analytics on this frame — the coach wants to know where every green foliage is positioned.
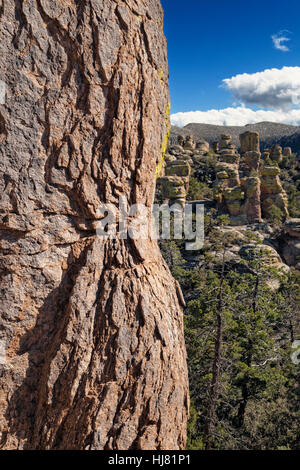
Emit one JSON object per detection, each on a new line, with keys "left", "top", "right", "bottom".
{"left": 206, "top": 150, "right": 217, "bottom": 159}
{"left": 244, "top": 229, "right": 262, "bottom": 244}
{"left": 249, "top": 168, "right": 259, "bottom": 177}
{"left": 279, "top": 153, "right": 297, "bottom": 170}
{"left": 159, "top": 240, "right": 185, "bottom": 274}
{"left": 186, "top": 400, "right": 205, "bottom": 450}
{"left": 283, "top": 183, "right": 300, "bottom": 218}
{"left": 159, "top": 212, "right": 300, "bottom": 450}
{"left": 187, "top": 177, "right": 213, "bottom": 201}
{"left": 204, "top": 209, "right": 230, "bottom": 236}
{"left": 263, "top": 156, "right": 275, "bottom": 166}
{"left": 184, "top": 264, "right": 300, "bottom": 450}
{"left": 215, "top": 214, "right": 230, "bottom": 227}
{"left": 266, "top": 204, "right": 284, "bottom": 225}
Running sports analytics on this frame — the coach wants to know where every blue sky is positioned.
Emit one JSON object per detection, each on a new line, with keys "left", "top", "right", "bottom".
{"left": 161, "top": 0, "right": 300, "bottom": 127}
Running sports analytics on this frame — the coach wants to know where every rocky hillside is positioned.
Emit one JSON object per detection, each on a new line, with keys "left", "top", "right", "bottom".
{"left": 171, "top": 122, "right": 300, "bottom": 153}
{"left": 157, "top": 131, "right": 300, "bottom": 267}
{"left": 158, "top": 131, "right": 300, "bottom": 450}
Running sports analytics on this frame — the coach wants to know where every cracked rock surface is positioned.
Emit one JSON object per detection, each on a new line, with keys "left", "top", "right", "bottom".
{"left": 0, "top": 0, "right": 188, "bottom": 450}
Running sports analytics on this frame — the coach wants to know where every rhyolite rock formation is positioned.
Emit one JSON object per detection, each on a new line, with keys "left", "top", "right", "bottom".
{"left": 260, "top": 164, "right": 289, "bottom": 219}
{"left": 213, "top": 135, "right": 243, "bottom": 218}
{"left": 183, "top": 134, "right": 195, "bottom": 151}
{"left": 158, "top": 159, "right": 191, "bottom": 207}
{"left": 156, "top": 135, "right": 199, "bottom": 207}
{"left": 283, "top": 147, "right": 292, "bottom": 157}
{"left": 196, "top": 139, "right": 210, "bottom": 153}
{"left": 239, "top": 131, "right": 260, "bottom": 155}
{"left": 213, "top": 132, "right": 288, "bottom": 224}
{"left": 270, "top": 144, "right": 283, "bottom": 163}
{"left": 170, "top": 121, "right": 300, "bottom": 154}
{"left": 159, "top": 131, "right": 290, "bottom": 226}
{"left": 0, "top": 0, "right": 189, "bottom": 450}
{"left": 244, "top": 175, "right": 262, "bottom": 224}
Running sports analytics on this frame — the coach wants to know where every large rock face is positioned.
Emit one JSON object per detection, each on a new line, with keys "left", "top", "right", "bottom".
{"left": 239, "top": 131, "right": 260, "bottom": 155}
{"left": 0, "top": 1, "right": 188, "bottom": 450}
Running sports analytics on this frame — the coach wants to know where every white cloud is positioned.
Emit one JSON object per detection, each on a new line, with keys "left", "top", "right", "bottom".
{"left": 222, "top": 66, "right": 300, "bottom": 109}
{"left": 171, "top": 106, "right": 300, "bottom": 127}
{"left": 272, "top": 31, "right": 291, "bottom": 52}
{"left": 172, "top": 66, "right": 300, "bottom": 128}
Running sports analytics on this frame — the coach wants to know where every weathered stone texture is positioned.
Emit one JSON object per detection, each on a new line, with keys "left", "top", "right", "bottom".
{"left": 244, "top": 176, "right": 262, "bottom": 223}
{"left": 260, "top": 165, "right": 289, "bottom": 218}
{"left": 0, "top": 0, "right": 189, "bottom": 450}
{"left": 183, "top": 134, "right": 195, "bottom": 150}
{"left": 244, "top": 151, "right": 261, "bottom": 172}
{"left": 270, "top": 145, "right": 283, "bottom": 163}
{"left": 213, "top": 131, "right": 288, "bottom": 224}
{"left": 284, "top": 218, "right": 300, "bottom": 238}
{"left": 283, "top": 147, "right": 292, "bottom": 157}
{"left": 239, "top": 131, "right": 260, "bottom": 154}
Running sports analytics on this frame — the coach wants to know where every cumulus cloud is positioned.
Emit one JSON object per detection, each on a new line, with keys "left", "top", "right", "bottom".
{"left": 272, "top": 31, "right": 291, "bottom": 52}
{"left": 222, "top": 66, "right": 300, "bottom": 109}
{"left": 172, "top": 66, "right": 300, "bottom": 128}
{"left": 171, "top": 106, "right": 300, "bottom": 128}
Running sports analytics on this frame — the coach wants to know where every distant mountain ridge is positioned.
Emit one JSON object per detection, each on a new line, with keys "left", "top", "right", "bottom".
{"left": 170, "top": 121, "right": 300, "bottom": 153}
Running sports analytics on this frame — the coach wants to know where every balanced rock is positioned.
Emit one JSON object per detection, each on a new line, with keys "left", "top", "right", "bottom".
{"left": 283, "top": 147, "right": 292, "bottom": 157}
{"left": 177, "top": 135, "right": 185, "bottom": 147}
{"left": 196, "top": 139, "right": 210, "bottom": 153}
{"left": 214, "top": 133, "right": 242, "bottom": 217}
{"left": 157, "top": 175, "right": 188, "bottom": 207}
{"left": 260, "top": 163, "right": 289, "bottom": 218}
{"left": 220, "top": 134, "right": 233, "bottom": 149}
{"left": 270, "top": 145, "right": 283, "bottom": 162}
{"left": 168, "top": 145, "right": 185, "bottom": 156}
{"left": 239, "top": 131, "right": 260, "bottom": 155}
{"left": 184, "top": 134, "right": 196, "bottom": 150}
{"left": 261, "top": 165, "right": 282, "bottom": 193}
{"left": 165, "top": 160, "right": 191, "bottom": 177}
{"left": 159, "top": 158, "right": 191, "bottom": 207}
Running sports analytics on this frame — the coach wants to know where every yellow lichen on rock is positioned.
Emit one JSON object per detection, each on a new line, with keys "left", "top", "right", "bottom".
{"left": 155, "top": 101, "right": 171, "bottom": 179}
